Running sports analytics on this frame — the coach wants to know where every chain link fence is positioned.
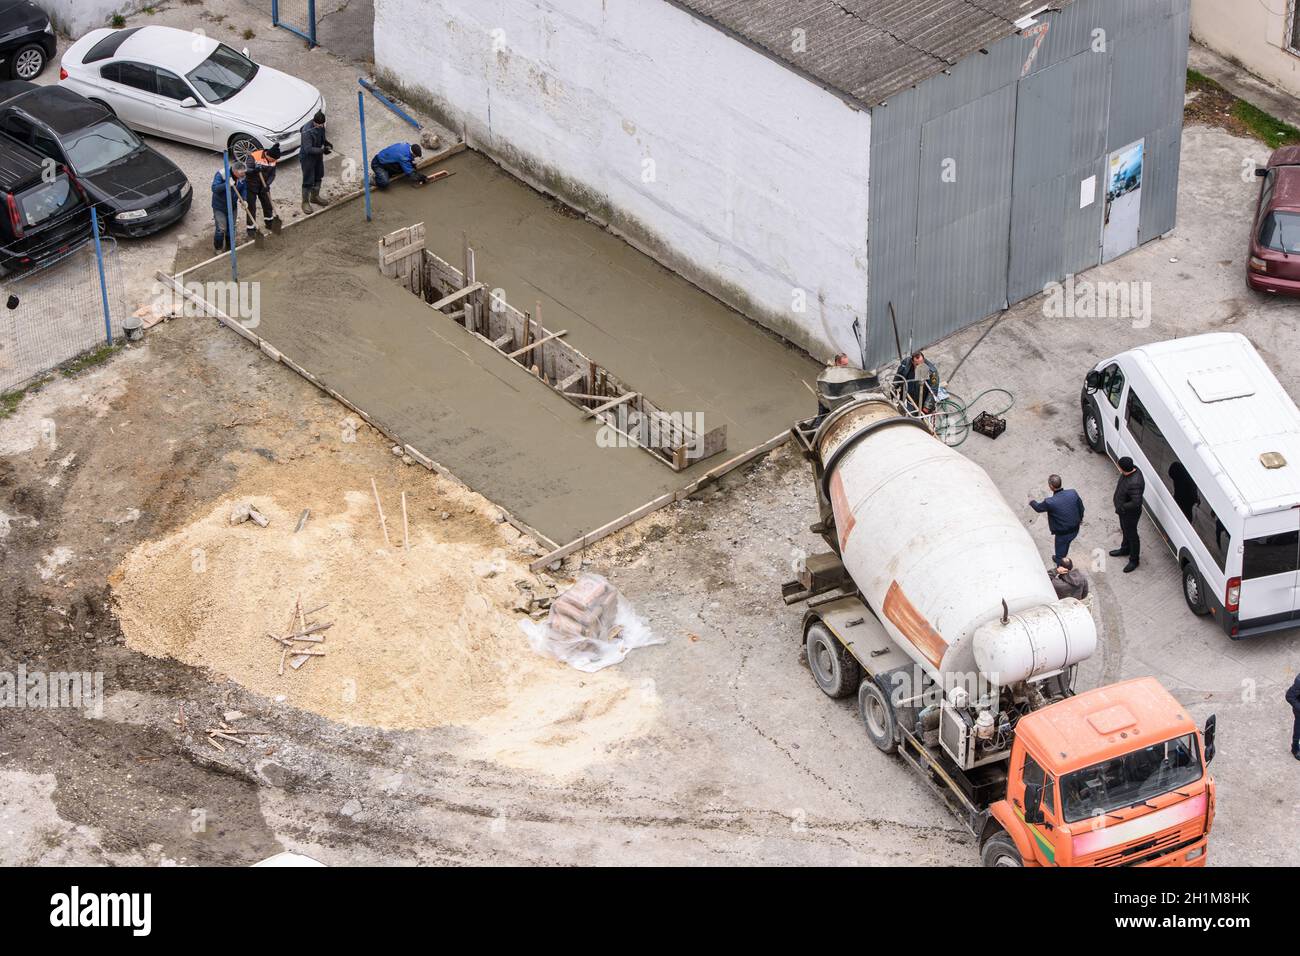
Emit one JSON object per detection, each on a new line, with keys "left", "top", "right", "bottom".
{"left": 0, "top": 237, "right": 127, "bottom": 395}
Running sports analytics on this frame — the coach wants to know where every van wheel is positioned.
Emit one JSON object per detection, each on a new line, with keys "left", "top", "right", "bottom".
{"left": 10, "top": 44, "right": 45, "bottom": 80}
{"left": 981, "top": 831, "right": 1023, "bottom": 867}
{"left": 1083, "top": 403, "right": 1104, "bottom": 453}
{"left": 805, "top": 622, "right": 859, "bottom": 699}
{"left": 1182, "top": 562, "right": 1210, "bottom": 616}
{"left": 857, "top": 678, "right": 898, "bottom": 754}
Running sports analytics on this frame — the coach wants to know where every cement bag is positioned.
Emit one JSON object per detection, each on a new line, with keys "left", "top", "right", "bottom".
{"left": 519, "top": 573, "right": 664, "bottom": 672}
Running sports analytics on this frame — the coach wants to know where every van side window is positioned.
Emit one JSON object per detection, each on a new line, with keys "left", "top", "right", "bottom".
{"left": 1243, "top": 531, "right": 1300, "bottom": 579}
{"left": 1127, "top": 390, "right": 1230, "bottom": 573}
{"left": 1101, "top": 364, "right": 1124, "bottom": 409}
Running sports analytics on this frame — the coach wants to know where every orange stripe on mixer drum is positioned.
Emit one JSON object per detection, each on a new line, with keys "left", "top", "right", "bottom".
{"left": 828, "top": 470, "right": 856, "bottom": 550}
{"left": 882, "top": 580, "right": 948, "bottom": 667}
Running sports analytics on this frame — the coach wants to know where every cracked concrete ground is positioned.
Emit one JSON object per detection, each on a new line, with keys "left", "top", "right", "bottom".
{"left": 0, "top": 5, "right": 1296, "bottom": 866}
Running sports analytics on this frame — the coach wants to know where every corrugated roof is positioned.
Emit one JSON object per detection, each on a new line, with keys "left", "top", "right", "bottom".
{"left": 668, "top": 0, "right": 1064, "bottom": 107}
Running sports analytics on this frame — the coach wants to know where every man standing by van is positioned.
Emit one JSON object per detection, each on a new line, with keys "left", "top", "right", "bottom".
{"left": 1287, "top": 673, "right": 1300, "bottom": 760}
{"left": 1029, "top": 475, "right": 1085, "bottom": 564}
{"left": 1110, "top": 456, "right": 1145, "bottom": 573}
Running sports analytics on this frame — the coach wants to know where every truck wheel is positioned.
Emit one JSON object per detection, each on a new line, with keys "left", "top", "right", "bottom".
{"left": 805, "top": 622, "right": 859, "bottom": 699}
{"left": 980, "top": 831, "right": 1023, "bottom": 867}
{"left": 857, "top": 678, "right": 898, "bottom": 754}
{"left": 1182, "top": 562, "right": 1210, "bottom": 616}
{"left": 1082, "top": 403, "right": 1104, "bottom": 453}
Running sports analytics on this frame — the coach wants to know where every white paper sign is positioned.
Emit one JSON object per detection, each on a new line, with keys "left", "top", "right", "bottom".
{"left": 1080, "top": 175, "right": 1096, "bottom": 209}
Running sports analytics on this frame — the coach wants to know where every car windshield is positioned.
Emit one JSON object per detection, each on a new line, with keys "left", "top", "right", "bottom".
{"left": 1061, "top": 733, "right": 1202, "bottom": 824}
{"left": 1258, "top": 210, "right": 1300, "bottom": 253}
{"left": 64, "top": 120, "right": 142, "bottom": 174}
{"left": 16, "top": 176, "right": 78, "bottom": 227}
{"left": 185, "top": 44, "right": 258, "bottom": 105}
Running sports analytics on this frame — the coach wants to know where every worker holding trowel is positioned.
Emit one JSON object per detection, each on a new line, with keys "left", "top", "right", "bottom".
{"left": 370, "top": 142, "right": 428, "bottom": 189}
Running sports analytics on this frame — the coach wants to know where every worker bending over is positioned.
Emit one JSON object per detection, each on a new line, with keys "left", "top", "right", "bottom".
{"left": 210, "top": 161, "right": 248, "bottom": 251}
{"left": 371, "top": 142, "right": 427, "bottom": 189}
{"left": 245, "top": 143, "right": 281, "bottom": 234}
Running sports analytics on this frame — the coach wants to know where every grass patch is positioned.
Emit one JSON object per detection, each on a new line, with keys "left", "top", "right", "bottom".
{"left": 60, "top": 344, "right": 119, "bottom": 378}
{"left": 0, "top": 376, "right": 51, "bottom": 421}
{"left": 1186, "top": 69, "right": 1300, "bottom": 147}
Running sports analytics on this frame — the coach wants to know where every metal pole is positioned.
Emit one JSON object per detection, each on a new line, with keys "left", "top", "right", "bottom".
{"left": 359, "top": 89, "right": 372, "bottom": 222}
{"left": 223, "top": 151, "right": 238, "bottom": 283}
{"left": 89, "top": 206, "right": 113, "bottom": 345}
{"left": 271, "top": 0, "right": 280, "bottom": 27}
{"left": 308, "top": 0, "right": 317, "bottom": 46}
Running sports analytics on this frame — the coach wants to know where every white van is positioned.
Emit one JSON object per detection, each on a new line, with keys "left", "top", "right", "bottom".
{"left": 1080, "top": 332, "right": 1300, "bottom": 638}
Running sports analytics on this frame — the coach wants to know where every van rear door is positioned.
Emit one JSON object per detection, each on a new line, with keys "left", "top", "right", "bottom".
{"left": 1239, "top": 511, "right": 1300, "bottom": 626}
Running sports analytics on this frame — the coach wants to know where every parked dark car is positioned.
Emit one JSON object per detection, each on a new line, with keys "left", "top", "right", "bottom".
{"left": 0, "top": 80, "right": 190, "bottom": 236}
{"left": 0, "top": 133, "right": 91, "bottom": 274}
{"left": 1248, "top": 145, "right": 1300, "bottom": 295}
{"left": 0, "top": 1, "right": 54, "bottom": 80}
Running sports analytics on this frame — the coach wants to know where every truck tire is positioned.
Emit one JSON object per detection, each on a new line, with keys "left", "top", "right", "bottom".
{"left": 805, "top": 622, "right": 859, "bottom": 699}
{"left": 1182, "top": 561, "right": 1210, "bottom": 616}
{"left": 1082, "top": 402, "right": 1105, "bottom": 453}
{"left": 857, "top": 678, "right": 898, "bottom": 754}
{"left": 980, "top": 831, "right": 1024, "bottom": 867}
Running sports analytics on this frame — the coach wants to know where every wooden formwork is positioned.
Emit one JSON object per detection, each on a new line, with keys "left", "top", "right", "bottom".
{"left": 379, "top": 223, "right": 727, "bottom": 472}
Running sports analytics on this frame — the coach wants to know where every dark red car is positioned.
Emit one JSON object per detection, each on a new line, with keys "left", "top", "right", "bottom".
{"left": 1248, "top": 145, "right": 1300, "bottom": 294}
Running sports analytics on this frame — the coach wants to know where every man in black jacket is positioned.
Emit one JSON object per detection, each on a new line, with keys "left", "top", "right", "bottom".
{"left": 1287, "top": 674, "right": 1300, "bottom": 760}
{"left": 1029, "top": 474, "right": 1085, "bottom": 565}
{"left": 1109, "top": 456, "right": 1144, "bottom": 573}
{"left": 298, "top": 111, "right": 332, "bottom": 214}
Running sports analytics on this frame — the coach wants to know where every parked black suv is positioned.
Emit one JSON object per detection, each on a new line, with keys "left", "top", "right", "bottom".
{"left": 0, "top": 134, "right": 90, "bottom": 274}
{"left": 0, "top": 1, "right": 54, "bottom": 80}
{"left": 0, "top": 81, "right": 190, "bottom": 236}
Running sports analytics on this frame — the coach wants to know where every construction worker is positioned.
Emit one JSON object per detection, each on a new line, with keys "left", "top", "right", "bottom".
{"left": 371, "top": 142, "right": 427, "bottom": 189}
{"left": 299, "top": 111, "right": 332, "bottom": 214}
{"left": 1109, "top": 456, "right": 1145, "bottom": 573}
{"left": 1049, "top": 557, "right": 1089, "bottom": 600}
{"left": 245, "top": 142, "right": 281, "bottom": 234}
{"left": 895, "top": 350, "right": 940, "bottom": 414}
{"left": 1288, "top": 672, "right": 1300, "bottom": 761}
{"left": 1029, "top": 474, "right": 1085, "bottom": 564}
{"left": 210, "top": 161, "right": 248, "bottom": 251}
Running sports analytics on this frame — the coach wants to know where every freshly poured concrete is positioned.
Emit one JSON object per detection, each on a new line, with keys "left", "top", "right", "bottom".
{"left": 195, "top": 150, "right": 820, "bottom": 545}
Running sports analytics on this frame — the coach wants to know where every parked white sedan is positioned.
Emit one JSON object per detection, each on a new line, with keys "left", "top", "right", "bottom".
{"left": 59, "top": 25, "right": 323, "bottom": 162}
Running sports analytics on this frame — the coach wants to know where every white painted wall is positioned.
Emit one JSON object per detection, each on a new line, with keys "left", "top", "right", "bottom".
{"left": 1191, "top": 0, "right": 1300, "bottom": 98}
{"left": 44, "top": 0, "right": 143, "bottom": 37}
{"left": 373, "top": 0, "right": 872, "bottom": 360}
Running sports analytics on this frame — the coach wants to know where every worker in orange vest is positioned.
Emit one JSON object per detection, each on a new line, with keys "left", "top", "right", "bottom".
{"left": 245, "top": 143, "right": 282, "bottom": 235}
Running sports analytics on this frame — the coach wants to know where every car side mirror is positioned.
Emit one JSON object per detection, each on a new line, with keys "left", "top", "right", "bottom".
{"left": 1085, "top": 370, "right": 1102, "bottom": 391}
{"left": 1255, "top": 167, "right": 1268, "bottom": 178}
{"left": 1023, "top": 782, "right": 1045, "bottom": 824}
{"left": 1203, "top": 714, "right": 1216, "bottom": 763}
{"left": 180, "top": 97, "right": 199, "bottom": 108}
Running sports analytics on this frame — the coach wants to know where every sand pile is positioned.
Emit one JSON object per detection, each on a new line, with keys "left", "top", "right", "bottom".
{"left": 110, "top": 460, "right": 660, "bottom": 773}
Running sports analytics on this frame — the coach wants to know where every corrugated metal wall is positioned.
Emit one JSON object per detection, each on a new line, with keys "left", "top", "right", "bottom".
{"left": 865, "top": 0, "right": 1190, "bottom": 367}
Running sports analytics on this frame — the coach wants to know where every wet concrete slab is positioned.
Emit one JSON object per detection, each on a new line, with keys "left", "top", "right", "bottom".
{"left": 194, "top": 149, "right": 820, "bottom": 546}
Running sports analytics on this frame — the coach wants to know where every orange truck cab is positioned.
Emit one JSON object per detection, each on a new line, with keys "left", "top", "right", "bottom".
{"left": 986, "top": 677, "right": 1216, "bottom": 867}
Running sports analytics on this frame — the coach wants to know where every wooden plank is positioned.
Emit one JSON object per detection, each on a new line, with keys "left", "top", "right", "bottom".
{"left": 505, "top": 329, "right": 566, "bottom": 360}
{"left": 382, "top": 240, "right": 425, "bottom": 266}
{"left": 428, "top": 282, "right": 484, "bottom": 310}
{"left": 582, "top": 392, "right": 638, "bottom": 419}
{"left": 556, "top": 370, "right": 584, "bottom": 391}
{"left": 528, "top": 430, "right": 791, "bottom": 572}
{"left": 492, "top": 333, "right": 512, "bottom": 349}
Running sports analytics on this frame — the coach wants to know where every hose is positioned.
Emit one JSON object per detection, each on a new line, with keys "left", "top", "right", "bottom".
{"left": 931, "top": 387, "right": 1016, "bottom": 447}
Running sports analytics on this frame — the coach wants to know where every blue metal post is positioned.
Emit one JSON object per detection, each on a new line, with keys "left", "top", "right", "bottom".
{"left": 89, "top": 206, "right": 113, "bottom": 345}
{"left": 222, "top": 151, "right": 238, "bottom": 282}
{"left": 359, "top": 90, "right": 372, "bottom": 222}
{"left": 358, "top": 77, "right": 421, "bottom": 130}
{"left": 271, "top": 0, "right": 279, "bottom": 27}
{"left": 308, "top": 0, "right": 317, "bottom": 46}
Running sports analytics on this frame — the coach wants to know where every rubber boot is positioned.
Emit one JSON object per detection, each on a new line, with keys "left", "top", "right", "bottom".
{"left": 310, "top": 188, "right": 325, "bottom": 208}
{"left": 301, "top": 188, "right": 313, "bottom": 215}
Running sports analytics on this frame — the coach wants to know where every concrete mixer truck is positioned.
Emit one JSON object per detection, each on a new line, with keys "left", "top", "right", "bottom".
{"left": 782, "top": 388, "right": 1217, "bottom": 866}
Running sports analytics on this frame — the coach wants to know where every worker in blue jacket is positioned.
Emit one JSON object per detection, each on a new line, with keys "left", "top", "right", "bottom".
{"left": 371, "top": 142, "right": 427, "bottom": 189}
{"left": 1028, "top": 474, "right": 1085, "bottom": 565}
{"left": 210, "top": 161, "right": 249, "bottom": 251}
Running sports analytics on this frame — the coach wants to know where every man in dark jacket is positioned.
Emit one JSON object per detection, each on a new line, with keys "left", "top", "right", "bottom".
{"left": 1049, "top": 558, "right": 1089, "bottom": 600}
{"left": 298, "top": 111, "right": 332, "bottom": 214}
{"left": 245, "top": 143, "right": 281, "bottom": 234}
{"left": 1029, "top": 474, "right": 1085, "bottom": 564}
{"left": 210, "top": 161, "right": 248, "bottom": 251}
{"left": 1287, "top": 674, "right": 1300, "bottom": 760}
{"left": 1109, "top": 456, "right": 1145, "bottom": 573}
{"left": 895, "top": 350, "right": 940, "bottom": 414}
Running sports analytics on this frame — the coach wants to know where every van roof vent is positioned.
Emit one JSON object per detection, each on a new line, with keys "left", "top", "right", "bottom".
{"left": 1260, "top": 452, "right": 1287, "bottom": 469}
{"left": 1187, "top": 366, "right": 1255, "bottom": 403}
